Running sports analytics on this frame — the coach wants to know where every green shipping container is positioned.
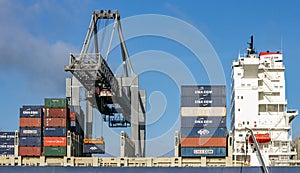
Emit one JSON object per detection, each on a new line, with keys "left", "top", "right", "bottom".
{"left": 44, "top": 146, "right": 67, "bottom": 156}
{"left": 44, "top": 98, "right": 67, "bottom": 108}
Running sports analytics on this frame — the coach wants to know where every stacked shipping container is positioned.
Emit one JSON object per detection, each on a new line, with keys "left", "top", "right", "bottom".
{"left": 180, "top": 85, "right": 227, "bottom": 157}
{"left": 17, "top": 98, "right": 84, "bottom": 157}
{"left": 19, "top": 106, "right": 43, "bottom": 156}
{"left": 0, "top": 132, "right": 15, "bottom": 156}
{"left": 43, "top": 98, "right": 69, "bottom": 156}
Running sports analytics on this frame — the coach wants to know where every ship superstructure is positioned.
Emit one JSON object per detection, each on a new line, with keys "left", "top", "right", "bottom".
{"left": 230, "top": 36, "right": 298, "bottom": 166}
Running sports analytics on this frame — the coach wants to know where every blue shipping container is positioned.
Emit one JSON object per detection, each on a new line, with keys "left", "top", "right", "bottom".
{"left": 19, "top": 137, "right": 42, "bottom": 147}
{"left": 83, "top": 143, "right": 105, "bottom": 154}
{"left": 181, "top": 96, "right": 226, "bottom": 107}
{"left": 19, "top": 127, "right": 42, "bottom": 137}
{"left": 0, "top": 151, "right": 14, "bottom": 156}
{"left": 20, "top": 107, "right": 43, "bottom": 118}
{"left": 181, "top": 85, "right": 226, "bottom": 97}
{"left": 0, "top": 132, "right": 15, "bottom": 139}
{"left": 181, "top": 127, "right": 228, "bottom": 138}
{"left": 0, "top": 144, "right": 14, "bottom": 149}
{"left": 44, "top": 127, "right": 66, "bottom": 137}
{"left": 181, "top": 147, "right": 226, "bottom": 157}
{"left": 0, "top": 147, "right": 14, "bottom": 151}
{"left": 0, "top": 138, "right": 14, "bottom": 144}
{"left": 181, "top": 116, "right": 226, "bottom": 128}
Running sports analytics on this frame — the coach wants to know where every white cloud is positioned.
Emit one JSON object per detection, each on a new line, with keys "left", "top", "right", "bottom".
{"left": 0, "top": 1, "right": 77, "bottom": 94}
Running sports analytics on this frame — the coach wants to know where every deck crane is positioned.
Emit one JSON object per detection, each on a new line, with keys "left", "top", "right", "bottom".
{"left": 64, "top": 10, "right": 146, "bottom": 157}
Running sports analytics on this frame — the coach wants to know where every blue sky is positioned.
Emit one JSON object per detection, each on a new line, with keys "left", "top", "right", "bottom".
{"left": 0, "top": 0, "right": 300, "bottom": 157}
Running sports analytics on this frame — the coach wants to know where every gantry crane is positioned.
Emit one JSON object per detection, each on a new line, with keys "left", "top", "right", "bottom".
{"left": 64, "top": 10, "right": 146, "bottom": 157}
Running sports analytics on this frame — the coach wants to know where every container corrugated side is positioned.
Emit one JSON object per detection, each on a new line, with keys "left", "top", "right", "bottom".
{"left": 181, "top": 127, "right": 228, "bottom": 138}
{"left": 181, "top": 85, "right": 226, "bottom": 97}
{"left": 44, "top": 98, "right": 67, "bottom": 108}
{"left": 0, "top": 144, "right": 14, "bottom": 149}
{"left": 44, "top": 137, "right": 66, "bottom": 147}
{"left": 44, "top": 118, "right": 67, "bottom": 127}
{"left": 19, "top": 127, "right": 42, "bottom": 137}
{"left": 181, "top": 137, "right": 227, "bottom": 147}
{"left": 0, "top": 138, "right": 14, "bottom": 144}
{"left": 20, "top": 107, "right": 43, "bottom": 118}
{"left": 0, "top": 132, "right": 15, "bottom": 138}
{"left": 44, "top": 127, "right": 66, "bottom": 137}
{"left": 181, "top": 96, "right": 226, "bottom": 107}
{"left": 181, "top": 147, "right": 226, "bottom": 157}
{"left": 19, "top": 136, "right": 42, "bottom": 146}
{"left": 44, "top": 146, "right": 66, "bottom": 156}
{"left": 44, "top": 108, "right": 68, "bottom": 118}
{"left": 19, "top": 118, "right": 42, "bottom": 127}
{"left": 19, "top": 146, "right": 41, "bottom": 156}
{"left": 181, "top": 116, "right": 226, "bottom": 128}
{"left": 83, "top": 143, "right": 105, "bottom": 154}
{"left": 180, "top": 107, "right": 226, "bottom": 117}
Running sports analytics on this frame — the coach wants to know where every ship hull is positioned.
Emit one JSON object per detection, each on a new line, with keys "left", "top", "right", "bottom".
{"left": 0, "top": 166, "right": 300, "bottom": 173}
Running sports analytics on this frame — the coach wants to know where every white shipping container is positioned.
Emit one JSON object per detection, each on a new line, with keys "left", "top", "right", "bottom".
{"left": 181, "top": 107, "right": 226, "bottom": 117}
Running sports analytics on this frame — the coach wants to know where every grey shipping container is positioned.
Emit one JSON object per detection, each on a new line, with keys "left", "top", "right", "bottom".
{"left": 44, "top": 127, "right": 67, "bottom": 137}
{"left": 181, "top": 127, "right": 228, "bottom": 138}
{"left": 181, "top": 85, "right": 226, "bottom": 97}
{"left": 181, "top": 116, "right": 226, "bottom": 128}
{"left": 83, "top": 143, "right": 105, "bottom": 154}
{"left": 19, "top": 137, "right": 42, "bottom": 147}
{"left": 181, "top": 96, "right": 226, "bottom": 107}
{"left": 181, "top": 147, "right": 226, "bottom": 157}
{"left": 19, "top": 127, "right": 42, "bottom": 137}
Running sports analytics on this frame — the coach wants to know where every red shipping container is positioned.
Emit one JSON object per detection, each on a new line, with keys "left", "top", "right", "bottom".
{"left": 19, "top": 146, "right": 41, "bottom": 156}
{"left": 181, "top": 137, "right": 227, "bottom": 147}
{"left": 44, "top": 137, "right": 67, "bottom": 147}
{"left": 44, "top": 118, "right": 67, "bottom": 127}
{"left": 44, "top": 108, "right": 67, "bottom": 118}
{"left": 70, "top": 112, "right": 77, "bottom": 121}
{"left": 19, "top": 118, "right": 41, "bottom": 127}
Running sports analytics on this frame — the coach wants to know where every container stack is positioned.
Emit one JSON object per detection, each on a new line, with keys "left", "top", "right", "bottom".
{"left": 69, "top": 107, "right": 84, "bottom": 156}
{"left": 43, "top": 98, "right": 69, "bottom": 157}
{"left": 0, "top": 132, "right": 15, "bottom": 156}
{"left": 180, "top": 85, "right": 227, "bottom": 158}
{"left": 19, "top": 106, "right": 44, "bottom": 156}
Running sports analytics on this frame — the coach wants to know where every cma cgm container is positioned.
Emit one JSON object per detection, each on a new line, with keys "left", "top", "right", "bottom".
{"left": 181, "top": 127, "right": 227, "bottom": 138}
{"left": 19, "top": 118, "right": 42, "bottom": 127}
{"left": 181, "top": 96, "right": 226, "bottom": 107}
{"left": 19, "top": 106, "right": 43, "bottom": 118}
{"left": 44, "top": 108, "right": 68, "bottom": 118}
{"left": 180, "top": 107, "right": 226, "bottom": 117}
{"left": 0, "top": 132, "right": 15, "bottom": 156}
{"left": 181, "top": 85, "right": 226, "bottom": 97}
{"left": 181, "top": 116, "right": 226, "bottom": 128}
{"left": 181, "top": 137, "right": 227, "bottom": 147}
{"left": 44, "top": 98, "right": 67, "bottom": 108}
{"left": 181, "top": 147, "right": 226, "bottom": 157}
{"left": 19, "top": 127, "right": 42, "bottom": 137}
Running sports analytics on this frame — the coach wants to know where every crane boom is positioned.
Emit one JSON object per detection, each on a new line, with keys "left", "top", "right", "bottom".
{"left": 65, "top": 10, "right": 146, "bottom": 157}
